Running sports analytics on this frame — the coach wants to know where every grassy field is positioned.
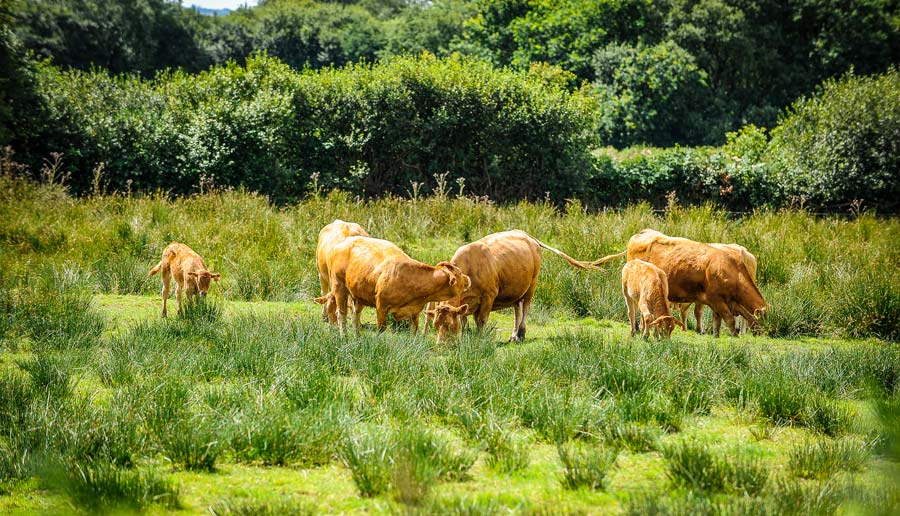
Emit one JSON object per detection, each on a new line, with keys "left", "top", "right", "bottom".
{"left": 1, "top": 177, "right": 899, "bottom": 514}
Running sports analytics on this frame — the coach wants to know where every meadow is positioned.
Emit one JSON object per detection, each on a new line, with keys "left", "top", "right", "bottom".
{"left": 1, "top": 176, "right": 899, "bottom": 514}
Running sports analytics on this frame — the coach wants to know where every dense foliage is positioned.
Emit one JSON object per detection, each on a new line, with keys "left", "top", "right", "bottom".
{"left": 24, "top": 54, "right": 598, "bottom": 203}
{"left": 767, "top": 68, "right": 900, "bottom": 212}
{"left": 9, "top": 0, "right": 900, "bottom": 148}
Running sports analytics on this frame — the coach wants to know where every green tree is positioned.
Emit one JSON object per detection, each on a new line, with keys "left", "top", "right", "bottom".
{"left": 593, "top": 40, "right": 713, "bottom": 147}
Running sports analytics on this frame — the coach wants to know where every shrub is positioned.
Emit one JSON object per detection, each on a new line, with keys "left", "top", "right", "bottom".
{"left": 29, "top": 53, "right": 599, "bottom": 204}
{"left": 767, "top": 68, "right": 900, "bottom": 212}
{"left": 161, "top": 417, "right": 222, "bottom": 472}
{"left": 556, "top": 441, "right": 619, "bottom": 491}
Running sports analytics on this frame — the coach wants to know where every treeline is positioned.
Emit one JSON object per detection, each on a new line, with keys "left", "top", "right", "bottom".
{"left": 9, "top": 0, "right": 900, "bottom": 148}
{"left": 6, "top": 48, "right": 900, "bottom": 211}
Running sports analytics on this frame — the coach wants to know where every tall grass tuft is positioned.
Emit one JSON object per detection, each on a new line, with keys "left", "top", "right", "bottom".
{"left": 556, "top": 441, "right": 619, "bottom": 491}
{"left": 18, "top": 353, "right": 72, "bottom": 399}
{"left": 161, "top": 417, "right": 222, "bottom": 472}
{"left": 390, "top": 425, "right": 477, "bottom": 506}
{"left": 788, "top": 438, "right": 870, "bottom": 479}
{"left": 60, "top": 461, "right": 180, "bottom": 512}
{"left": 600, "top": 421, "right": 661, "bottom": 452}
{"left": 664, "top": 441, "right": 768, "bottom": 495}
{"left": 340, "top": 428, "right": 392, "bottom": 498}
{"left": 484, "top": 427, "right": 531, "bottom": 474}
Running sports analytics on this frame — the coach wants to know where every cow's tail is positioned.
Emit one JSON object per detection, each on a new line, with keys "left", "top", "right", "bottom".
{"left": 148, "top": 261, "right": 163, "bottom": 277}
{"left": 529, "top": 235, "right": 599, "bottom": 270}
{"left": 590, "top": 250, "right": 627, "bottom": 267}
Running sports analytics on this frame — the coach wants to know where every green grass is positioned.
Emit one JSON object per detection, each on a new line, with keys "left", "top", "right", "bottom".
{"left": 1, "top": 181, "right": 899, "bottom": 514}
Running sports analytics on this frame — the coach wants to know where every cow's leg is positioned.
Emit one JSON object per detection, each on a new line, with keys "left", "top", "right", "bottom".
{"left": 176, "top": 284, "right": 184, "bottom": 316}
{"left": 351, "top": 297, "right": 363, "bottom": 330}
{"left": 409, "top": 313, "right": 420, "bottom": 335}
{"left": 375, "top": 299, "right": 389, "bottom": 333}
{"left": 160, "top": 272, "right": 170, "bottom": 318}
{"left": 319, "top": 272, "right": 330, "bottom": 322}
{"left": 625, "top": 296, "right": 637, "bottom": 337}
{"left": 475, "top": 295, "right": 494, "bottom": 332}
{"left": 334, "top": 286, "right": 350, "bottom": 335}
{"left": 713, "top": 311, "right": 722, "bottom": 336}
{"left": 694, "top": 303, "right": 704, "bottom": 334}
{"left": 677, "top": 304, "right": 689, "bottom": 330}
{"left": 460, "top": 314, "right": 468, "bottom": 333}
{"left": 707, "top": 299, "right": 736, "bottom": 337}
{"left": 510, "top": 301, "right": 523, "bottom": 341}
{"left": 516, "top": 282, "right": 537, "bottom": 341}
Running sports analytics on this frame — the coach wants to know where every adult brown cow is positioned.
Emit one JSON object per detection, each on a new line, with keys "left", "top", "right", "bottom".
{"left": 428, "top": 230, "right": 597, "bottom": 342}
{"left": 324, "top": 236, "right": 470, "bottom": 334}
{"left": 673, "top": 243, "right": 759, "bottom": 334}
{"left": 316, "top": 219, "right": 370, "bottom": 323}
{"left": 593, "top": 229, "right": 766, "bottom": 336}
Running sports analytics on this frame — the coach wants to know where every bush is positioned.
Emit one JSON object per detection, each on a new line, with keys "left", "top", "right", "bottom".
{"left": 61, "top": 461, "right": 179, "bottom": 512}
{"left": 767, "top": 68, "right": 900, "bottom": 212}
{"left": 28, "top": 53, "right": 598, "bottom": 204}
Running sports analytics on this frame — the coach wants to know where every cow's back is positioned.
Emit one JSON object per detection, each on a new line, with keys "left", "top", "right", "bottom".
{"left": 336, "top": 237, "right": 410, "bottom": 306}
{"left": 453, "top": 231, "right": 540, "bottom": 309}
{"left": 317, "top": 221, "right": 369, "bottom": 268}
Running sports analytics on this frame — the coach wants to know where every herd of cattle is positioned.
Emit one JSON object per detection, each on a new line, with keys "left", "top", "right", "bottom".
{"left": 148, "top": 220, "right": 767, "bottom": 342}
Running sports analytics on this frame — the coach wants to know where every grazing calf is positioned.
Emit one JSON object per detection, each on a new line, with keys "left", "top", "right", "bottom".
{"left": 428, "top": 230, "right": 597, "bottom": 343}
{"left": 148, "top": 242, "right": 220, "bottom": 317}
{"left": 594, "top": 229, "right": 766, "bottom": 337}
{"left": 324, "top": 236, "right": 471, "bottom": 334}
{"left": 621, "top": 259, "right": 683, "bottom": 339}
{"left": 316, "top": 220, "right": 370, "bottom": 323}
{"left": 426, "top": 303, "right": 469, "bottom": 344}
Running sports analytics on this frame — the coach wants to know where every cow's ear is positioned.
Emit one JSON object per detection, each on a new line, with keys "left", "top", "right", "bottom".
{"left": 314, "top": 295, "right": 329, "bottom": 305}
{"left": 211, "top": 273, "right": 221, "bottom": 281}
{"left": 454, "top": 304, "right": 468, "bottom": 314}
{"left": 674, "top": 318, "right": 686, "bottom": 331}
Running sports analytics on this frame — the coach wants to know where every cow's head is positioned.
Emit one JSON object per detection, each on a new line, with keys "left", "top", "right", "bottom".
{"left": 314, "top": 292, "right": 338, "bottom": 323}
{"left": 186, "top": 270, "right": 220, "bottom": 297}
{"left": 427, "top": 303, "right": 468, "bottom": 344}
{"left": 649, "top": 315, "right": 683, "bottom": 339}
{"left": 437, "top": 262, "right": 471, "bottom": 296}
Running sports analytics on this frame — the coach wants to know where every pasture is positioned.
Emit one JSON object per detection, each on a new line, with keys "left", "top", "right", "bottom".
{"left": 1, "top": 177, "right": 899, "bottom": 514}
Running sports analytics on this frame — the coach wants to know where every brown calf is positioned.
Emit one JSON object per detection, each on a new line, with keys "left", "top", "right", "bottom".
{"left": 621, "top": 259, "right": 683, "bottom": 339}
{"left": 148, "top": 242, "right": 220, "bottom": 317}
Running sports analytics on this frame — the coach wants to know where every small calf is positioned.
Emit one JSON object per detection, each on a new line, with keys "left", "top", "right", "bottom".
{"left": 148, "top": 242, "right": 220, "bottom": 317}
{"left": 621, "top": 259, "right": 683, "bottom": 339}
{"left": 425, "top": 303, "right": 468, "bottom": 344}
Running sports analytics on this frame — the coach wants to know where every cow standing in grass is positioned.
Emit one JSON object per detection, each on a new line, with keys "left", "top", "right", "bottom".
{"left": 594, "top": 229, "right": 766, "bottom": 336}
{"left": 428, "top": 230, "right": 597, "bottom": 343}
{"left": 673, "top": 243, "right": 759, "bottom": 334}
{"left": 621, "top": 259, "right": 684, "bottom": 339}
{"left": 323, "top": 236, "right": 470, "bottom": 334}
{"left": 316, "top": 219, "right": 370, "bottom": 323}
{"left": 148, "top": 242, "right": 220, "bottom": 318}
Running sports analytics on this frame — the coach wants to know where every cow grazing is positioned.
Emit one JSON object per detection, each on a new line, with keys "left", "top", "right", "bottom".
{"left": 324, "top": 236, "right": 471, "bottom": 334}
{"left": 148, "top": 242, "right": 220, "bottom": 317}
{"left": 593, "top": 229, "right": 766, "bottom": 337}
{"left": 316, "top": 220, "right": 370, "bottom": 323}
{"left": 673, "top": 243, "right": 758, "bottom": 334}
{"left": 621, "top": 259, "right": 684, "bottom": 339}
{"left": 426, "top": 303, "right": 469, "bottom": 344}
{"left": 428, "top": 230, "right": 598, "bottom": 342}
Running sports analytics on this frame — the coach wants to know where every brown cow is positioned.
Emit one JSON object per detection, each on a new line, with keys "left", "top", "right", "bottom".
{"left": 621, "top": 259, "right": 684, "bottom": 339}
{"left": 673, "top": 243, "right": 758, "bottom": 334}
{"left": 426, "top": 303, "right": 469, "bottom": 344}
{"left": 324, "top": 236, "right": 470, "bottom": 334}
{"left": 316, "top": 220, "right": 370, "bottom": 323}
{"left": 148, "top": 242, "right": 220, "bottom": 317}
{"left": 428, "top": 230, "right": 597, "bottom": 342}
{"left": 593, "top": 229, "right": 766, "bottom": 337}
